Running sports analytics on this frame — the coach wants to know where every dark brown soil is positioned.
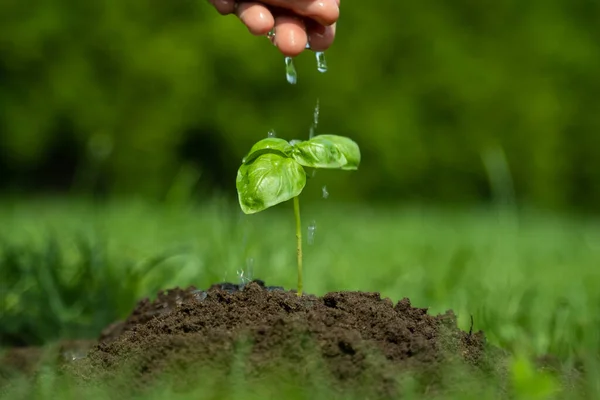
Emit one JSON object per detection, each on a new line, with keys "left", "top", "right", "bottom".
{"left": 58, "top": 280, "right": 498, "bottom": 398}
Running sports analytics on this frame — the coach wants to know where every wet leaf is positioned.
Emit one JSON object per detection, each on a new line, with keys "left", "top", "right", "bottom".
{"left": 291, "top": 136, "right": 347, "bottom": 169}
{"left": 292, "top": 135, "right": 361, "bottom": 170}
{"left": 236, "top": 153, "right": 306, "bottom": 214}
{"left": 242, "top": 138, "right": 293, "bottom": 164}
{"left": 315, "top": 134, "right": 361, "bottom": 170}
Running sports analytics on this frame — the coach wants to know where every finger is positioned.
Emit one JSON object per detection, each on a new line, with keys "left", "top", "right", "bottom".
{"left": 209, "top": 0, "right": 237, "bottom": 15}
{"left": 262, "top": 0, "right": 339, "bottom": 26}
{"left": 236, "top": 2, "right": 275, "bottom": 36}
{"left": 273, "top": 15, "right": 308, "bottom": 57}
{"left": 307, "top": 22, "right": 336, "bottom": 51}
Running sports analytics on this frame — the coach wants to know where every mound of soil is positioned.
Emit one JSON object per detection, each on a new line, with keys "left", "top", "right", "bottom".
{"left": 63, "top": 280, "right": 496, "bottom": 398}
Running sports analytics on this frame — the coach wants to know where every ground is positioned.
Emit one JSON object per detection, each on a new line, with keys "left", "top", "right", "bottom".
{"left": 0, "top": 198, "right": 598, "bottom": 399}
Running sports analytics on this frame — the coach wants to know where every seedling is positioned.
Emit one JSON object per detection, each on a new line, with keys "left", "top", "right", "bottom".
{"left": 236, "top": 134, "right": 361, "bottom": 296}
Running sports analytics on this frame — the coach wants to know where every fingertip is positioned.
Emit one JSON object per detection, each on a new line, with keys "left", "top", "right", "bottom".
{"left": 237, "top": 3, "right": 275, "bottom": 36}
{"left": 264, "top": 0, "right": 339, "bottom": 27}
{"left": 310, "top": 0, "right": 340, "bottom": 26}
{"left": 307, "top": 23, "right": 336, "bottom": 52}
{"left": 273, "top": 16, "right": 308, "bottom": 57}
{"left": 276, "top": 40, "right": 307, "bottom": 57}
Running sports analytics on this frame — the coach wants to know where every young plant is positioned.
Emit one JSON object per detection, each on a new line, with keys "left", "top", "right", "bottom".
{"left": 236, "top": 134, "right": 361, "bottom": 296}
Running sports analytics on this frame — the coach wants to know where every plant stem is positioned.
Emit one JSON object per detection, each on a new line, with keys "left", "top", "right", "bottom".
{"left": 293, "top": 195, "right": 303, "bottom": 297}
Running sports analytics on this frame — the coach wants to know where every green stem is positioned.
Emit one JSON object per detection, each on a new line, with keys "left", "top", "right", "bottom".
{"left": 293, "top": 195, "right": 303, "bottom": 297}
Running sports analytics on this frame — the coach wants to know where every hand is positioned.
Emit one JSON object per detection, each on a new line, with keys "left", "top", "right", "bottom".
{"left": 209, "top": 0, "right": 339, "bottom": 57}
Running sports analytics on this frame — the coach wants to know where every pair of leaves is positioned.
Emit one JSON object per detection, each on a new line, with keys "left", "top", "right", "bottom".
{"left": 236, "top": 134, "right": 361, "bottom": 214}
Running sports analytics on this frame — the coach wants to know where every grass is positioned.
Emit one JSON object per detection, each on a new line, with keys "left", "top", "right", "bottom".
{"left": 1, "top": 196, "right": 599, "bottom": 399}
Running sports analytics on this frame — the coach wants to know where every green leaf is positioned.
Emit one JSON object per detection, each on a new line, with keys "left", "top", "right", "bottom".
{"left": 291, "top": 135, "right": 361, "bottom": 170}
{"left": 291, "top": 136, "right": 346, "bottom": 169}
{"left": 315, "top": 134, "right": 361, "bottom": 170}
{"left": 242, "top": 138, "right": 293, "bottom": 164}
{"left": 236, "top": 153, "right": 306, "bottom": 214}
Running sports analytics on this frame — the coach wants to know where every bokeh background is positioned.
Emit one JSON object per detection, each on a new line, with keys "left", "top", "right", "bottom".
{"left": 1, "top": 0, "right": 599, "bottom": 212}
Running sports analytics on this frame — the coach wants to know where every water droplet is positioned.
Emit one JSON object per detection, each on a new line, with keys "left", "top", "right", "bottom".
{"left": 267, "top": 129, "right": 276, "bottom": 138}
{"left": 316, "top": 52, "right": 328, "bottom": 73}
{"left": 62, "top": 350, "right": 88, "bottom": 362}
{"left": 246, "top": 257, "right": 254, "bottom": 278}
{"left": 285, "top": 57, "right": 297, "bottom": 85}
{"left": 191, "top": 289, "right": 207, "bottom": 303}
{"left": 237, "top": 269, "right": 245, "bottom": 286}
{"left": 309, "top": 98, "right": 320, "bottom": 139}
{"left": 307, "top": 221, "right": 317, "bottom": 245}
{"left": 313, "top": 98, "right": 320, "bottom": 127}
{"left": 322, "top": 185, "right": 329, "bottom": 199}
{"left": 238, "top": 258, "right": 254, "bottom": 288}
{"left": 267, "top": 28, "right": 276, "bottom": 42}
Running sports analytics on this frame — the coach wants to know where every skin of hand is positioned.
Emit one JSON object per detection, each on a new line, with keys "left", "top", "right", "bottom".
{"left": 208, "top": 0, "right": 339, "bottom": 57}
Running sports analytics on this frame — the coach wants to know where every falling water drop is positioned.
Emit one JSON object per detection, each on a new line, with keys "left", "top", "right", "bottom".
{"left": 246, "top": 257, "right": 254, "bottom": 279}
{"left": 237, "top": 258, "right": 254, "bottom": 288}
{"left": 309, "top": 99, "right": 320, "bottom": 139}
{"left": 307, "top": 221, "right": 317, "bottom": 245}
{"left": 285, "top": 57, "right": 297, "bottom": 85}
{"left": 322, "top": 185, "right": 329, "bottom": 199}
{"left": 316, "top": 52, "right": 328, "bottom": 73}
{"left": 267, "top": 129, "right": 277, "bottom": 138}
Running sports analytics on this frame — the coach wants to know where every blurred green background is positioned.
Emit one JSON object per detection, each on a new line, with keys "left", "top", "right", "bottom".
{"left": 1, "top": 0, "right": 599, "bottom": 211}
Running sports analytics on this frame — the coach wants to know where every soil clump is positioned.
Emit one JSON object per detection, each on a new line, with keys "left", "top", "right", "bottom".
{"left": 62, "top": 280, "right": 494, "bottom": 398}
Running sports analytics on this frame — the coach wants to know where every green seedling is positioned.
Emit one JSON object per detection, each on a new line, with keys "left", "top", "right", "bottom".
{"left": 236, "top": 134, "right": 361, "bottom": 296}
